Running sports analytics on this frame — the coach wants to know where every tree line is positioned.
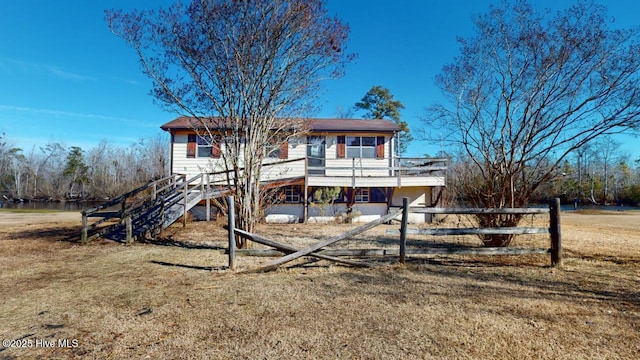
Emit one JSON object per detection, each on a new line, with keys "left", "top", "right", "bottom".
{"left": 445, "top": 135, "right": 640, "bottom": 209}
{"left": 0, "top": 131, "right": 169, "bottom": 202}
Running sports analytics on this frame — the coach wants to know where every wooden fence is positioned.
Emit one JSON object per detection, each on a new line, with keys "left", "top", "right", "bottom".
{"left": 226, "top": 197, "right": 562, "bottom": 272}
{"left": 388, "top": 197, "right": 562, "bottom": 267}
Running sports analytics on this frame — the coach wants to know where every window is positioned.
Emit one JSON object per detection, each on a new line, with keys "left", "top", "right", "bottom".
{"left": 370, "top": 187, "right": 388, "bottom": 203}
{"left": 197, "top": 135, "right": 214, "bottom": 158}
{"left": 346, "top": 136, "right": 376, "bottom": 158}
{"left": 355, "top": 188, "right": 370, "bottom": 203}
{"left": 265, "top": 140, "right": 288, "bottom": 159}
{"left": 188, "top": 134, "right": 219, "bottom": 158}
{"left": 265, "top": 143, "right": 281, "bottom": 159}
{"left": 284, "top": 187, "right": 300, "bottom": 203}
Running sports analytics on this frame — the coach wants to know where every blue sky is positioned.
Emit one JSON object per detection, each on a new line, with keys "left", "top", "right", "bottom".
{"left": 1, "top": 0, "right": 639, "bottom": 159}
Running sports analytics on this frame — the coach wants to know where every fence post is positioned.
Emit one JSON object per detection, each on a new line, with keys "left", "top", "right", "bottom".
{"left": 81, "top": 213, "right": 88, "bottom": 244}
{"left": 549, "top": 197, "right": 562, "bottom": 267}
{"left": 399, "top": 197, "right": 409, "bottom": 264}
{"left": 227, "top": 196, "right": 236, "bottom": 271}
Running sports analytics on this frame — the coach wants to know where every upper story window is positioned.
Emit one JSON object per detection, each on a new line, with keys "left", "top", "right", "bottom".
{"left": 346, "top": 136, "right": 376, "bottom": 158}
{"left": 197, "top": 135, "right": 214, "bottom": 157}
{"left": 265, "top": 143, "right": 281, "bottom": 159}
{"left": 187, "top": 134, "right": 220, "bottom": 158}
{"left": 265, "top": 139, "right": 288, "bottom": 159}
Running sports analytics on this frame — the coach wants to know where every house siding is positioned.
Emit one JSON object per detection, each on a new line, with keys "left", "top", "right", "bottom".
{"left": 172, "top": 134, "right": 397, "bottom": 180}
{"left": 163, "top": 118, "right": 444, "bottom": 224}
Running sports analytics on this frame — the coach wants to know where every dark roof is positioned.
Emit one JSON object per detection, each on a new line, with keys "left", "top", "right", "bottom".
{"left": 306, "top": 118, "right": 401, "bottom": 133}
{"left": 160, "top": 116, "right": 401, "bottom": 133}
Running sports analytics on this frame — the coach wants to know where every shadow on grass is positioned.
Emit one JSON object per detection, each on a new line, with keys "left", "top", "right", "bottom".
{"left": 141, "top": 237, "right": 225, "bottom": 250}
{"left": 1, "top": 225, "right": 82, "bottom": 243}
{"left": 151, "top": 260, "right": 227, "bottom": 271}
{"left": 564, "top": 248, "right": 640, "bottom": 266}
{"left": 329, "top": 256, "right": 640, "bottom": 313}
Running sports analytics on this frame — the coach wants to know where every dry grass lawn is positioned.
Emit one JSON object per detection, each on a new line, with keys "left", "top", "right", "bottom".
{"left": 0, "top": 209, "right": 638, "bottom": 359}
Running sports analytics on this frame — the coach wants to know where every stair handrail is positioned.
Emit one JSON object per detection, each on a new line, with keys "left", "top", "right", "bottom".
{"left": 81, "top": 174, "right": 184, "bottom": 243}
{"left": 82, "top": 174, "right": 180, "bottom": 217}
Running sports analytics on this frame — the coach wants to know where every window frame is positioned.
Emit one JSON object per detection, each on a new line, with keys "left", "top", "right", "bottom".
{"left": 196, "top": 135, "right": 214, "bottom": 158}
{"left": 264, "top": 143, "right": 281, "bottom": 159}
{"left": 346, "top": 136, "right": 376, "bottom": 159}
{"left": 284, "top": 186, "right": 300, "bottom": 203}
{"left": 354, "top": 188, "right": 370, "bottom": 203}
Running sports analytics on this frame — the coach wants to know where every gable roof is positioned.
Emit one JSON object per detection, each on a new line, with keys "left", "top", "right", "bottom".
{"left": 160, "top": 116, "right": 401, "bottom": 133}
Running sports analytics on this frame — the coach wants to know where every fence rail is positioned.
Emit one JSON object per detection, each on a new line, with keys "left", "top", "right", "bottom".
{"left": 387, "top": 227, "right": 550, "bottom": 236}
{"left": 225, "top": 197, "right": 563, "bottom": 271}
{"left": 409, "top": 207, "right": 550, "bottom": 214}
{"left": 391, "top": 198, "right": 563, "bottom": 266}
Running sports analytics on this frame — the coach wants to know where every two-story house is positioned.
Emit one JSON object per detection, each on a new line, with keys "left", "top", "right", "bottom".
{"left": 160, "top": 117, "right": 446, "bottom": 223}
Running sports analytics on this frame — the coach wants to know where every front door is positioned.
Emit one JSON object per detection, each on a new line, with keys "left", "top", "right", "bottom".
{"left": 307, "top": 136, "right": 325, "bottom": 175}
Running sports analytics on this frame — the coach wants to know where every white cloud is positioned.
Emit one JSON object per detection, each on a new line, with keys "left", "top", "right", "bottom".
{"left": 0, "top": 56, "right": 95, "bottom": 81}
{"left": 0, "top": 104, "right": 156, "bottom": 128}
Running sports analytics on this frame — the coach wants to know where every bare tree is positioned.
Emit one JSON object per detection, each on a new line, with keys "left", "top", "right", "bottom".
{"left": 594, "top": 136, "right": 622, "bottom": 204}
{"left": 423, "top": 1, "right": 640, "bottom": 246}
{"left": 135, "top": 133, "right": 170, "bottom": 181}
{"left": 7, "top": 147, "right": 26, "bottom": 199}
{"left": 0, "top": 132, "right": 13, "bottom": 196}
{"left": 106, "top": 0, "right": 353, "bottom": 247}
{"left": 24, "top": 142, "right": 65, "bottom": 199}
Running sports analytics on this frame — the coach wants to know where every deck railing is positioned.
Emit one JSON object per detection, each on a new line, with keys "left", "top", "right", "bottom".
{"left": 202, "top": 156, "right": 447, "bottom": 184}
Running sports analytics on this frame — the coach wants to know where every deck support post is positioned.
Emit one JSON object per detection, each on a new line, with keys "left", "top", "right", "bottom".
{"left": 351, "top": 157, "right": 356, "bottom": 188}
{"left": 227, "top": 196, "right": 236, "bottom": 271}
{"left": 399, "top": 197, "right": 409, "bottom": 264}
{"left": 205, "top": 174, "right": 211, "bottom": 222}
{"left": 304, "top": 157, "right": 309, "bottom": 223}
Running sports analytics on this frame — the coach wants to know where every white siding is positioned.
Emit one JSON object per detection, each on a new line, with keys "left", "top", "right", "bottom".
{"left": 172, "top": 134, "right": 227, "bottom": 177}
{"left": 170, "top": 133, "right": 445, "bottom": 206}
{"left": 265, "top": 204, "right": 304, "bottom": 219}
{"left": 260, "top": 138, "right": 306, "bottom": 181}
{"left": 325, "top": 135, "right": 337, "bottom": 160}
{"left": 391, "top": 186, "right": 433, "bottom": 223}
{"left": 391, "top": 186, "right": 432, "bottom": 207}
{"left": 172, "top": 134, "right": 307, "bottom": 180}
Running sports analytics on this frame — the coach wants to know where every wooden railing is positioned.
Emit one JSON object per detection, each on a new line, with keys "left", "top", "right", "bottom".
{"left": 201, "top": 156, "right": 447, "bottom": 184}
{"left": 80, "top": 157, "right": 448, "bottom": 243}
{"left": 305, "top": 157, "right": 447, "bottom": 176}
{"left": 81, "top": 174, "right": 185, "bottom": 243}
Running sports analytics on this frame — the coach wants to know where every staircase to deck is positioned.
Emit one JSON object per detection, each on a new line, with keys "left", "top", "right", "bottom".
{"left": 81, "top": 174, "right": 228, "bottom": 243}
